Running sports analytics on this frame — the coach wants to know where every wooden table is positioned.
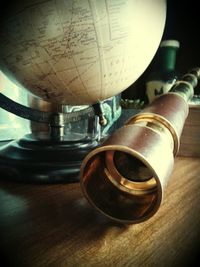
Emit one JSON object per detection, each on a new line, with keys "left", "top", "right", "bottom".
{"left": 0, "top": 157, "right": 200, "bottom": 267}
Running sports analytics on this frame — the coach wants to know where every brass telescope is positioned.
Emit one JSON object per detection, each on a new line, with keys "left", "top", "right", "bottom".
{"left": 80, "top": 68, "right": 200, "bottom": 224}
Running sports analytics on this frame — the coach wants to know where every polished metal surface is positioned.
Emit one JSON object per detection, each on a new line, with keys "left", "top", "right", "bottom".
{"left": 80, "top": 68, "right": 200, "bottom": 224}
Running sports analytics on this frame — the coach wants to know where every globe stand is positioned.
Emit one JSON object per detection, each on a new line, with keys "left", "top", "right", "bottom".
{"left": 0, "top": 133, "right": 99, "bottom": 183}
{"left": 0, "top": 93, "right": 105, "bottom": 183}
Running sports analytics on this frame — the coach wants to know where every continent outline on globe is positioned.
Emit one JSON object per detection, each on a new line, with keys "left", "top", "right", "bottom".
{"left": 0, "top": 0, "right": 166, "bottom": 105}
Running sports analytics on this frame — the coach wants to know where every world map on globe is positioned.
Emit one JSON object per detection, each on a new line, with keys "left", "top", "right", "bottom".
{"left": 0, "top": 0, "right": 166, "bottom": 105}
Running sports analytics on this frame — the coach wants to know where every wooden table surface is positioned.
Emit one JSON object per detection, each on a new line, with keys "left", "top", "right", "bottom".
{"left": 0, "top": 157, "right": 200, "bottom": 267}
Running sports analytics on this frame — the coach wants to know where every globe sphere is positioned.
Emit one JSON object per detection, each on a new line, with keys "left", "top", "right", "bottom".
{"left": 0, "top": 0, "right": 166, "bottom": 105}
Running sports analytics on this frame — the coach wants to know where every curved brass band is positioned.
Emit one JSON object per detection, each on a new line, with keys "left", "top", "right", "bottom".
{"left": 126, "top": 113, "right": 178, "bottom": 155}
{"left": 80, "top": 124, "right": 174, "bottom": 223}
{"left": 80, "top": 68, "right": 200, "bottom": 224}
{"left": 105, "top": 151, "right": 157, "bottom": 194}
{"left": 126, "top": 93, "right": 189, "bottom": 155}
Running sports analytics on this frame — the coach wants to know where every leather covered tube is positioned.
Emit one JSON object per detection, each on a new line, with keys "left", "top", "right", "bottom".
{"left": 80, "top": 68, "right": 200, "bottom": 224}
{"left": 127, "top": 93, "right": 189, "bottom": 155}
{"left": 80, "top": 124, "right": 174, "bottom": 224}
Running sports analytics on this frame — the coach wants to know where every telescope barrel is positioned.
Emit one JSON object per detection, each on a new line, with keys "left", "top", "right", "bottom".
{"left": 80, "top": 68, "right": 200, "bottom": 224}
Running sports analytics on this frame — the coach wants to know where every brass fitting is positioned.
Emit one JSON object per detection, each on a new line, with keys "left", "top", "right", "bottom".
{"left": 80, "top": 68, "right": 200, "bottom": 224}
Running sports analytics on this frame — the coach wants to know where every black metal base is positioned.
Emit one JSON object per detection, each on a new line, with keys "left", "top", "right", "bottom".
{"left": 0, "top": 133, "right": 99, "bottom": 183}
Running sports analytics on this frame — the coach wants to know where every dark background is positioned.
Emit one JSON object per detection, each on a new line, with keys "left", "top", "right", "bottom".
{"left": 122, "top": 0, "right": 200, "bottom": 100}
{"left": 164, "top": 0, "right": 199, "bottom": 72}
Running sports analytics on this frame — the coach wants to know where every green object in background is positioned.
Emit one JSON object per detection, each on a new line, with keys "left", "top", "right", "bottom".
{"left": 146, "top": 39, "right": 180, "bottom": 103}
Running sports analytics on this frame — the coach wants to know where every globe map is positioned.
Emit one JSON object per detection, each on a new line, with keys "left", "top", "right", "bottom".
{"left": 0, "top": 0, "right": 166, "bottom": 105}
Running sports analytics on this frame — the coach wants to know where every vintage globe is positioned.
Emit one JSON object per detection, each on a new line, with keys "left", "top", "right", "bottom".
{"left": 0, "top": 0, "right": 166, "bottom": 105}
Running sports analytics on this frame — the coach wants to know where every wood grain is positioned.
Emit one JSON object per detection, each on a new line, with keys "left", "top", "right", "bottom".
{"left": 179, "top": 106, "right": 200, "bottom": 157}
{"left": 0, "top": 157, "right": 200, "bottom": 267}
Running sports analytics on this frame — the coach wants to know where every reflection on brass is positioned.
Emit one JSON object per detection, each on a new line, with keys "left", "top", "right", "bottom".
{"left": 105, "top": 151, "right": 157, "bottom": 194}
{"left": 80, "top": 68, "right": 200, "bottom": 224}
